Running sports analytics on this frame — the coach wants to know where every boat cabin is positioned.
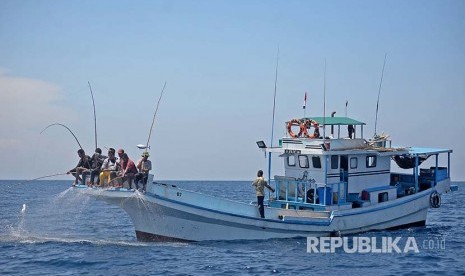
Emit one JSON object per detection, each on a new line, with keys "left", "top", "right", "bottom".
{"left": 263, "top": 117, "right": 452, "bottom": 211}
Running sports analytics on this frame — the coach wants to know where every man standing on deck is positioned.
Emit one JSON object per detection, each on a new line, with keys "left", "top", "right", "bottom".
{"left": 252, "top": 170, "right": 275, "bottom": 218}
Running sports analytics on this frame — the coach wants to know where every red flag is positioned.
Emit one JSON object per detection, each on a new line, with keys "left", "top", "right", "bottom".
{"left": 303, "top": 92, "right": 307, "bottom": 109}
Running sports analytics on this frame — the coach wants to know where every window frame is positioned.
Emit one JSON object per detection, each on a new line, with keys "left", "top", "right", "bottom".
{"left": 378, "top": 192, "right": 388, "bottom": 203}
{"left": 366, "top": 155, "right": 377, "bottom": 168}
{"left": 312, "top": 156, "right": 322, "bottom": 169}
{"left": 287, "top": 155, "right": 296, "bottom": 167}
{"left": 350, "top": 157, "right": 358, "bottom": 169}
{"left": 331, "top": 155, "right": 339, "bottom": 170}
{"left": 298, "top": 155, "right": 310, "bottom": 168}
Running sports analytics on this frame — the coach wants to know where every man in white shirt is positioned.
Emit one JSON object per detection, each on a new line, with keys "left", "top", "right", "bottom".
{"left": 135, "top": 151, "right": 152, "bottom": 192}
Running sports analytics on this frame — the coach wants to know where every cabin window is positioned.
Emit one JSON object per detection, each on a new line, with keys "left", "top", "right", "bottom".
{"left": 312, "top": 156, "right": 321, "bottom": 169}
{"left": 298, "top": 155, "right": 309, "bottom": 168}
{"left": 331, "top": 155, "right": 338, "bottom": 169}
{"left": 366, "top": 155, "right": 377, "bottom": 168}
{"left": 287, "top": 155, "right": 296, "bottom": 167}
{"left": 350, "top": 157, "right": 358, "bottom": 169}
{"left": 378, "top": 192, "right": 388, "bottom": 203}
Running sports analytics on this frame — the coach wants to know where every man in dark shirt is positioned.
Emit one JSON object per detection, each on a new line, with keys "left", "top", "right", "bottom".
{"left": 67, "top": 149, "right": 91, "bottom": 185}
{"left": 82, "top": 148, "right": 106, "bottom": 186}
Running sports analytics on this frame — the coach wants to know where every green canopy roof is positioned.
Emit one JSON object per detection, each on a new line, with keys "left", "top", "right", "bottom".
{"left": 302, "top": 117, "right": 365, "bottom": 126}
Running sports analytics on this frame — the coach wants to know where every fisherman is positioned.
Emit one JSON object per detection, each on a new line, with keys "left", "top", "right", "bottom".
{"left": 117, "top": 148, "right": 125, "bottom": 160}
{"left": 313, "top": 123, "right": 320, "bottom": 138}
{"left": 100, "top": 148, "right": 118, "bottom": 187}
{"left": 252, "top": 170, "right": 275, "bottom": 218}
{"left": 67, "top": 149, "right": 91, "bottom": 185}
{"left": 348, "top": 124, "right": 354, "bottom": 139}
{"left": 134, "top": 151, "right": 152, "bottom": 192}
{"left": 82, "top": 148, "right": 106, "bottom": 186}
{"left": 114, "top": 153, "right": 138, "bottom": 189}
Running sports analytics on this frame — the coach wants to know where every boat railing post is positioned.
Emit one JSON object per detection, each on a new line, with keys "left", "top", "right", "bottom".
{"left": 323, "top": 183, "right": 327, "bottom": 206}
{"left": 295, "top": 180, "right": 298, "bottom": 203}
{"left": 304, "top": 181, "right": 307, "bottom": 203}
{"left": 285, "top": 180, "right": 289, "bottom": 202}
{"left": 448, "top": 152, "right": 451, "bottom": 179}
{"left": 435, "top": 154, "right": 439, "bottom": 187}
{"left": 415, "top": 155, "right": 419, "bottom": 193}
{"left": 276, "top": 179, "right": 280, "bottom": 199}
{"left": 313, "top": 182, "right": 317, "bottom": 205}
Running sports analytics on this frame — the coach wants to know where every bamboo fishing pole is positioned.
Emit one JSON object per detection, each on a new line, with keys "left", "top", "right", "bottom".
{"left": 40, "top": 123, "right": 91, "bottom": 180}
{"left": 88, "top": 81, "right": 98, "bottom": 149}
{"left": 17, "top": 172, "right": 69, "bottom": 185}
{"left": 41, "top": 123, "right": 84, "bottom": 150}
{"left": 146, "top": 81, "right": 167, "bottom": 149}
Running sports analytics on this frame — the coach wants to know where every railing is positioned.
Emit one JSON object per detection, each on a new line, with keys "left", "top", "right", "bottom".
{"left": 273, "top": 176, "right": 347, "bottom": 207}
{"left": 391, "top": 167, "right": 449, "bottom": 196}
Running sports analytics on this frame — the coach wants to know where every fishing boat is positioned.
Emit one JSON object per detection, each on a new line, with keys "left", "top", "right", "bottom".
{"left": 74, "top": 116, "right": 456, "bottom": 241}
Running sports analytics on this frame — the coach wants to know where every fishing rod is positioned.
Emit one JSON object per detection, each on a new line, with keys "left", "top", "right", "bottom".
{"left": 17, "top": 172, "right": 69, "bottom": 185}
{"left": 268, "top": 46, "right": 279, "bottom": 184}
{"left": 40, "top": 123, "right": 84, "bottom": 150}
{"left": 374, "top": 53, "right": 388, "bottom": 136}
{"left": 88, "top": 81, "right": 98, "bottom": 149}
{"left": 145, "top": 81, "right": 167, "bottom": 149}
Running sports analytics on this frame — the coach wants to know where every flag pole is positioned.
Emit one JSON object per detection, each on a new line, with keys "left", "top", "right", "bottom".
{"left": 303, "top": 91, "right": 307, "bottom": 118}
{"left": 345, "top": 100, "right": 348, "bottom": 117}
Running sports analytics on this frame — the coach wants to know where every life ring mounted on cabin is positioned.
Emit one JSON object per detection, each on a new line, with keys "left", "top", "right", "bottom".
{"left": 287, "top": 119, "right": 303, "bottom": 138}
{"left": 287, "top": 119, "right": 320, "bottom": 139}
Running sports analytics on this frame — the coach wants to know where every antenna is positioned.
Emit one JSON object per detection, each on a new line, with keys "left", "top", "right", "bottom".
{"left": 323, "top": 59, "right": 327, "bottom": 140}
{"left": 374, "top": 53, "right": 387, "bottom": 136}
{"left": 268, "top": 46, "right": 279, "bottom": 183}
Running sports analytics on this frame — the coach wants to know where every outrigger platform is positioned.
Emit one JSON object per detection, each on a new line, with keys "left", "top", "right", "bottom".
{"left": 74, "top": 116, "right": 456, "bottom": 241}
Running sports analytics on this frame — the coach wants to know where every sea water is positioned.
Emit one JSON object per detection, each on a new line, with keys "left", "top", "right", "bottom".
{"left": 0, "top": 180, "right": 464, "bottom": 275}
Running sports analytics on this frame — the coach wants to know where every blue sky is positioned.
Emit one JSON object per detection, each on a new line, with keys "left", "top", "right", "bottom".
{"left": 0, "top": 0, "right": 464, "bottom": 180}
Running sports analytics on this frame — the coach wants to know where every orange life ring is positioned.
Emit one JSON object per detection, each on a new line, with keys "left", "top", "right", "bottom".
{"left": 287, "top": 119, "right": 302, "bottom": 138}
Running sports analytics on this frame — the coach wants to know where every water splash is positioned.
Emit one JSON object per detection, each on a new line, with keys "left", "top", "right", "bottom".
{"left": 123, "top": 190, "right": 152, "bottom": 213}
{"left": 9, "top": 203, "right": 28, "bottom": 238}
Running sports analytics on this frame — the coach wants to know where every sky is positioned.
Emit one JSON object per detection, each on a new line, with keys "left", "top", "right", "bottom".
{"left": 0, "top": 0, "right": 464, "bottom": 181}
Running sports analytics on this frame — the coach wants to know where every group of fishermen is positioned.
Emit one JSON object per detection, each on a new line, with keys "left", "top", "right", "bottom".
{"left": 67, "top": 147, "right": 152, "bottom": 192}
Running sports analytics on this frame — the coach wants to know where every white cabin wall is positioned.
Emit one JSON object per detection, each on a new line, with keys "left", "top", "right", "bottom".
{"left": 326, "top": 155, "right": 341, "bottom": 185}
{"left": 347, "top": 155, "right": 391, "bottom": 194}
{"left": 284, "top": 154, "right": 326, "bottom": 184}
